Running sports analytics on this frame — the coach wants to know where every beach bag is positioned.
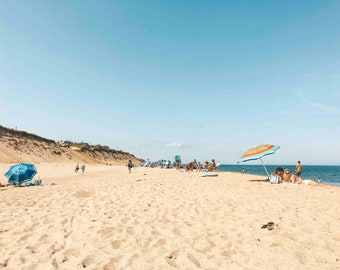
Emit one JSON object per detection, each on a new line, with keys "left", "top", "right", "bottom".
{"left": 34, "top": 179, "right": 42, "bottom": 186}
{"left": 269, "top": 175, "right": 281, "bottom": 184}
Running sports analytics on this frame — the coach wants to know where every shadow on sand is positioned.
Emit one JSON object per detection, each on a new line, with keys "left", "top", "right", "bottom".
{"left": 248, "top": 179, "right": 269, "bottom": 182}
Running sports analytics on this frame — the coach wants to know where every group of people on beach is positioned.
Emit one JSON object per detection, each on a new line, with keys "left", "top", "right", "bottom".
{"left": 74, "top": 164, "right": 86, "bottom": 173}
{"left": 139, "top": 158, "right": 218, "bottom": 172}
{"left": 272, "top": 161, "right": 322, "bottom": 186}
{"left": 185, "top": 159, "right": 217, "bottom": 172}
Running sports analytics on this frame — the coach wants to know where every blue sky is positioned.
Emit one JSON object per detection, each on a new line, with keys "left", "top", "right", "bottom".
{"left": 1, "top": 1, "right": 339, "bottom": 165}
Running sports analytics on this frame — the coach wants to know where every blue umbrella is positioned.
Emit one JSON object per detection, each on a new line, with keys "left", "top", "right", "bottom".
{"left": 4, "top": 163, "right": 37, "bottom": 185}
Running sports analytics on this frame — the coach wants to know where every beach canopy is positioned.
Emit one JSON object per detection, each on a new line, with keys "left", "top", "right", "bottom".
{"left": 4, "top": 163, "right": 37, "bottom": 185}
{"left": 174, "top": 155, "right": 181, "bottom": 162}
{"left": 143, "top": 161, "right": 150, "bottom": 167}
{"left": 238, "top": 144, "right": 280, "bottom": 178}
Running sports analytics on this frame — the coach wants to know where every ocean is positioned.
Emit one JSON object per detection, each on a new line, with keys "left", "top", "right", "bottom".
{"left": 218, "top": 164, "right": 340, "bottom": 187}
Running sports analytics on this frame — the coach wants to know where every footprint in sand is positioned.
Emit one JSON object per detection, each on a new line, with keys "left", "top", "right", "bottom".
{"left": 187, "top": 253, "right": 201, "bottom": 268}
{"left": 153, "top": 238, "right": 167, "bottom": 247}
{"left": 192, "top": 237, "right": 216, "bottom": 253}
{"left": 166, "top": 251, "right": 179, "bottom": 268}
{"left": 111, "top": 240, "right": 121, "bottom": 249}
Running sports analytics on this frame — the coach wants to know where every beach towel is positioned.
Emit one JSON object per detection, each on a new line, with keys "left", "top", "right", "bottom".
{"left": 200, "top": 174, "right": 218, "bottom": 177}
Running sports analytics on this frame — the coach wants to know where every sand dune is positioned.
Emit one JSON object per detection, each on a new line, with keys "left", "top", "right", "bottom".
{"left": 0, "top": 125, "right": 143, "bottom": 165}
{"left": 0, "top": 164, "right": 339, "bottom": 269}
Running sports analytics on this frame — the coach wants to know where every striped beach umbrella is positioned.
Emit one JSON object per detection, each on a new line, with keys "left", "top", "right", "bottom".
{"left": 238, "top": 144, "right": 280, "bottom": 178}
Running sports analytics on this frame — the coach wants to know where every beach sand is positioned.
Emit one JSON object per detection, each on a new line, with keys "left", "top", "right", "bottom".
{"left": 0, "top": 163, "right": 339, "bottom": 270}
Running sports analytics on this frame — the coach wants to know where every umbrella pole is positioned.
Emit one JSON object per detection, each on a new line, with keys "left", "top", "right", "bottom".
{"left": 260, "top": 158, "right": 270, "bottom": 179}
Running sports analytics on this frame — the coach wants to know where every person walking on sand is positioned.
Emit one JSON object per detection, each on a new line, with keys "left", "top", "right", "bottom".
{"left": 75, "top": 164, "right": 79, "bottom": 173}
{"left": 127, "top": 160, "right": 133, "bottom": 173}
{"left": 81, "top": 164, "right": 86, "bottom": 173}
{"left": 295, "top": 161, "right": 303, "bottom": 177}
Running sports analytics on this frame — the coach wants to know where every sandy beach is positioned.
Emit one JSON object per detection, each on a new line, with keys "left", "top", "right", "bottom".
{"left": 0, "top": 163, "right": 339, "bottom": 270}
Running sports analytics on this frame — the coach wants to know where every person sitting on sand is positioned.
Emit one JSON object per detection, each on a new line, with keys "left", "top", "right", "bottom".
{"left": 185, "top": 159, "right": 198, "bottom": 172}
{"left": 203, "top": 161, "right": 209, "bottom": 170}
{"left": 271, "top": 167, "right": 284, "bottom": 183}
{"left": 283, "top": 168, "right": 300, "bottom": 183}
{"left": 208, "top": 159, "right": 217, "bottom": 172}
{"left": 185, "top": 161, "right": 194, "bottom": 172}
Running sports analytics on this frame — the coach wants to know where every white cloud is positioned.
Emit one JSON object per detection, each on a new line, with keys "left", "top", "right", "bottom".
{"left": 298, "top": 93, "right": 340, "bottom": 114}
{"left": 164, "top": 142, "right": 183, "bottom": 148}
{"left": 142, "top": 140, "right": 189, "bottom": 149}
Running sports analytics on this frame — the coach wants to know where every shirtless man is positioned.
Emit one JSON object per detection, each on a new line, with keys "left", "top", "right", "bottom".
{"left": 274, "top": 167, "right": 284, "bottom": 181}
{"left": 294, "top": 161, "right": 303, "bottom": 177}
{"left": 208, "top": 159, "right": 217, "bottom": 172}
{"left": 185, "top": 159, "right": 197, "bottom": 172}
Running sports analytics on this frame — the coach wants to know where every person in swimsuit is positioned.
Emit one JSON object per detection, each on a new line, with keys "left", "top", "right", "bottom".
{"left": 127, "top": 160, "right": 133, "bottom": 173}
{"left": 208, "top": 159, "right": 217, "bottom": 172}
{"left": 283, "top": 169, "right": 323, "bottom": 186}
{"left": 283, "top": 169, "right": 300, "bottom": 183}
{"left": 294, "top": 161, "right": 303, "bottom": 177}
{"left": 269, "top": 167, "right": 284, "bottom": 183}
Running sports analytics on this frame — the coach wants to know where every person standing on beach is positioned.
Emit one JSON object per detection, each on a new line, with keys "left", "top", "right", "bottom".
{"left": 295, "top": 161, "right": 303, "bottom": 177}
{"left": 81, "top": 164, "right": 86, "bottom": 173}
{"left": 75, "top": 164, "right": 79, "bottom": 173}
{"left": 128, "top": 160, "right": 133, "bottom": 173}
